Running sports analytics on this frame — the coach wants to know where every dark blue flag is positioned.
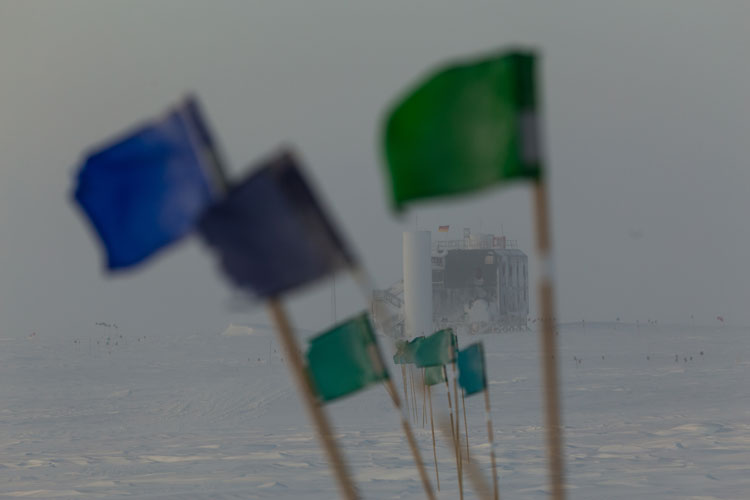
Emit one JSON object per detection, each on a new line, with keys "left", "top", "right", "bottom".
{"left": 198, "top": 150, "right": 355, "bottom": 298}
{"left": 73, "top": 96, "right": 222, "bottom": 270}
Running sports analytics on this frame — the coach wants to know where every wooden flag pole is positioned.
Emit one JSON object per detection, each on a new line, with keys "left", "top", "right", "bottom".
{"left": 401, "top": 365, "right": 410, "bottom": 419}
{"left": 409, "top": 366, "right": 418, "bottom": 425}
{"left": 268, "top": 300, "right": 359, "bottom": 500}
{"left": 427, "top": 384, "right": 440, "bottom": 490}
{"left": 411, "top": 365, "right": 419, "bottom": 425}
{"left": 533, "top": 180, "right": 566, "bottom": 500}
{"left": 422, "top": 369, "right": 427, "bottom": 428}
{"left": 442, "top": 366, "right": 456, "bottom": 442}
{"left": 438, "top": 418, "right": 493, "bottom": 500}
{"left": 461, "top": 389, "right": 470, "bottom": 463}
{"left": 484, "top": 388, "right": 499, "bottom": 500}
{"left": 443, "top": 365, "right": 463, "bottom": 500}
{"left": 451, "top": 362, "right": 465, "bottom": 498}
{"left": 384, "top": 377, "right": 436, "bottom": 500}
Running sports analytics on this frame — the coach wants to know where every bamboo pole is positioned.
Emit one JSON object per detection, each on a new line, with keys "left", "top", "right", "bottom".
{"left": 401, "top": 365, "right": 410, "bottom": 419}
{"left": 427, "top": 384, "right": 440, "bottom": 490}
{"left": 462, "top": 389, "right": 470, "bottom": 463}
{"left": 410, "top": 365, "right": 418, "bottom": 423}
{"left": 422, "top": 368, "right": 427, "bottom": 428}
{"left": 452, "top": 362, "right": 465, "bottom": 498}
{"left": 533, "top": 180, "right": 566, "bottom": 500}
{"left": 444, "top": 365, "right": 463, "bottom": 500}
{"left": 484, "top": 388, "right": 499, "bottom": 500}
{"left": 384, "top": 377, "right": 436, "bottom": 500}
{"left": 267, "top": 300, "right": 359, "bottom": 500}
{"left": 442, "top": 366, "right": 456, "bottom": 443}
{"left": 438, "top": 418, "right": 493, "bottom": 500}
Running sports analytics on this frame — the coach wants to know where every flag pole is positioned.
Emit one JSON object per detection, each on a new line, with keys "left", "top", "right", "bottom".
{"left": 422, "top": 369, "right": 427, "bottom": 428}
{"left": 461, "top": 389, "right": 470, "bottom": 462}
{"left": 452, "top": 362, "right": 465, "bottom": 498}
{"left": 384, "top": 377, "right": 436, "bottom": 500}
{"left": 267, "top": 300, "right": 359, "bottom": 500}
{"left": 442, "top": 366, "right": 456, "bottom": 442}
{"left": 438, "top": 418, "right": 493, "bottom": 500}
{"left": 532, "top": 180, "right": 566, "bottom": 500}
{"left": 484, "top": 388, "right": 499, "bottom": 500}
{"left": 443, "top": 365, "right": 463, "bottom": 500}
{"left": 402, "top": 365, "right": 410, "bottom": 418}
{"left": 411, "top": 365, "right": 418, "bottom": 423}
{"left": 428, "top": 384, "right": 440, "bottom": 490}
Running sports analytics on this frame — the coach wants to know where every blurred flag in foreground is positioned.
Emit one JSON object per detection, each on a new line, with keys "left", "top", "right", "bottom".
{"left": 382, "top": 50, "right": 542, "bottom": 210}
{"left": 198, "top": 150, "right": 355, "bottom": 298}
{"left": 73, "top": 96, "right": 221, "bottom": 269}
{"left": 306, "top": 313, "right": 388, "bottom": 403}
{"left": 414, "top": 328, "right": 457, "bottom": 367}
{"left": 457, "top": 343, "right": 487, "bottom": 396}
{"left": 424, "top": 365, "right": 446, "bottom": 386}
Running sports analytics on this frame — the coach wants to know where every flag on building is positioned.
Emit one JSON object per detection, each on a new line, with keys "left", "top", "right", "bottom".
{"left": 306, "top": 313, "right": 389, "bottom": 403}
{"left": 382, "top": 50, "right": 542, "bottom": 210}
{"left": 438, "top": 225, "right": 450, "bottom": 232}
{"left": 73, "top": 95, "right": 222, "bottom": 269}
{"left": 414, "top": 328, "right": 457, "bottom": 367}
{"left": 198, "top": 149, "right": 356, "bottom": 298}
{"left": 457, "top": 343, "right": 487, "bottom": 396}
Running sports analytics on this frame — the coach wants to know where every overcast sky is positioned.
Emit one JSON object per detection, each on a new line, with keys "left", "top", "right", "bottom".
{"left": 1, "top": 0, "right": 749, "bottom": 339}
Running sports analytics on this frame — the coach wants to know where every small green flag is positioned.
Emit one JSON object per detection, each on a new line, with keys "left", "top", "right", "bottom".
{"left": 383, "top": 50, "right": 542, "bottom": 210}
{"left": 414, "top": 328, "right": 457, "bottom": 367}
{"left": 306, "top": 313, "right": 389, "bottom": 403}
{"left": 424, "top": 365, "right": 446, "bottom": 386}
{"left": 457, "top": 343, "right": 487, "bottom": 396}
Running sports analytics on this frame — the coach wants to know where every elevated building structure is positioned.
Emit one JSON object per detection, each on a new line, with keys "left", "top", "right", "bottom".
{"left": 373, "top": 228, "right": 529, "bottom": 338}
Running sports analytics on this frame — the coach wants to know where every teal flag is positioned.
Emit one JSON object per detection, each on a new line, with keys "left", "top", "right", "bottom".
{"left": 306, "top": 313, "right": 389, "bottom": 403}
{"left": 414, "top": 328, "right": 457, "bottom": 367}
{"left": 383, "top": 50, "right": 542, "bottom": 210}
{"left": 424, "top": 365, "right": 446, "bottom": 386}
{"left": 457, "top": 343, "right": 487, "bottom": 396}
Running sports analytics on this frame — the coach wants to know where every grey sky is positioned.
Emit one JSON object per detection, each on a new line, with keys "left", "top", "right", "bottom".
{"left": 1, "top": 0, "right": 748, "bottom": 339}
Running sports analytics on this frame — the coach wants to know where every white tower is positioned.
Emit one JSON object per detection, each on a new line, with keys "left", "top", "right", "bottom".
{"left": 402, "top": 231, "right": 433, "bottom": 339}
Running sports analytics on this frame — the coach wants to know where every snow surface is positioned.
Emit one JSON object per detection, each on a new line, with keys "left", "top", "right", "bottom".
{"left": 2, "top": 323, "right": 750, "bottom": 499}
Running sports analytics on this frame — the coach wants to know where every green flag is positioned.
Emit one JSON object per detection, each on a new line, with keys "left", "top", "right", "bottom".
{"left": 414, "top": 328, "right": 457, "bottom": 367}
{"left": 457, "top": 343, "right": 487, "bottom": 396}
{"left": 383, "top": 50, "right": 542, "bottom": 210}
{"left": 306, "top": 313, "right": 389, "bottom": 403}
{"left": 424, "top": 365, "right": 446, "bottom": 386}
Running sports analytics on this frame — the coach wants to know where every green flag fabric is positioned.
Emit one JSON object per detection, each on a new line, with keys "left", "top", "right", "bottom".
{"left": 424, "top": 365, "right": 446, "bottom": 386}
{"left": 457, "top": 342, "right": 487, "bottom": 396}
{"left": 414, "top": 328, "right": 457, "bottom": 367}
{"left": 383, "top": 50, "right": 542, "bottom": 210}
{"left": 306, "top": 313, "right": 389, "bottom": 403}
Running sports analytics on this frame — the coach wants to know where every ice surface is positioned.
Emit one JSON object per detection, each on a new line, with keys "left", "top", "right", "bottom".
{"left": 2, "top": 323, "right": 749, "bottom": 499}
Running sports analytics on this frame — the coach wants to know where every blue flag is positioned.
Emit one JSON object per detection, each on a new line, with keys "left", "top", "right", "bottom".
{"left": 457, "top": 342, "right": 487, "bottom": 396}
{"left": 198, "top": 150, "right": 355, "bottom": 298}
{"left": 73, "top": 96, "right": 222, "bottom": 270}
